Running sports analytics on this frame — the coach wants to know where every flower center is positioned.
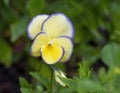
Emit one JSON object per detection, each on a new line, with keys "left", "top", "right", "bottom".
{"left": 48, "top": 43, "right": 51, "bottom": 46}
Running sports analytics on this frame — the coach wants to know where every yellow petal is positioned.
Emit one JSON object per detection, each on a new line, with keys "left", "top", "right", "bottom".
{"left": 27, "top": 14, "right": 49, "bottom": 40}
{"left": 52, "top": 36, "right": 73, "bottom": 62}
{"left": 42, "top": 13, "right": 74, "bottom": 38}
{"left": 41, "top": 44, "right": 64, "bottom": 64}
{"left": 31, "top": 32, "right": 49, "bottom": 57}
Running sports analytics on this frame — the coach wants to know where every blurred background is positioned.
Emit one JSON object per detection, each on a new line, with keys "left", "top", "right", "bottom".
{"left": 0, "top": 0, "right": 120, "bottom": 93}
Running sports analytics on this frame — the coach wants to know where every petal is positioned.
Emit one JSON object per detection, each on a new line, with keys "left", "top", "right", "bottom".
{"left": 41, "top": 44, "right": 64, "bottom": 64}
{"left": 30, "top": 32, "right": 49, "bottom": 57}
{"left": 52, "top": 36, "right": 73, "bottom": 62}
{"left": 42, "top": 13, "right": 74, "bottom": 38}
{"left": 54, "top": 68, "right": 67, "bottom": 87}
{"left": 27, "top": 14, "right": 49, "bottom": 40}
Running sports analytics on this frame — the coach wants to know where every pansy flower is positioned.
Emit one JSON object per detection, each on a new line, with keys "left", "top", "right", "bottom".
{"left": 27, "top": 13, "right": 74, "bottom": 64}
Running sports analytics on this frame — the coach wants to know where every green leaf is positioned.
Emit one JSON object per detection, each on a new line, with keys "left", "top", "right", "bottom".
{"left": 98, "top": 67, "right": 106, "bottom": 83}
{"left": 27, "top": 0, "right": 45, "bottom": 17}
{"left": 101, "top": 43, "right": 120, "bottom": 67}
{"left": 10, "top": 16, "right": 29, "bottom": 42}
{"left": 77, "top": 79, "right": 106, "bottom": 93}
{"left": 0, "top": 38, "right": 13, "bottom": 67}
{"left": 99, "top": 67, "right": 115, "bottom": 84}
{"left": 46, "top": 0, "right": 82, "bottom": 17}
{"left": 10, "top": 0, "right": 26, "bottom": 13}
{"left": 35, "top": 85, "right": 43, "bottom": 92}
{"left": 59, "top": 88, "right": 75, "bottom": 93}
{"left": 30, "top": 72, "right": 50, "bottom": 89}
{"left": 27, "top": 58, "right": 51, "bottom": 79}
{"left": 58, "top": 76, "right": 76, "bottom": 89}
{"left": 115, "top": 75, "right": 120, "bottom": 88}
{"left": 21, "top": 88, "right": 34, "bottom": 93}
{"left": 59, "top": 77, "right": 106, "bottom": 93}
{"left": 20, "top": 77, "right": 44, "bottom": 93}
{"left": 0, "top": 3, "right": 19, "bottom": 23}
{"left": 78, "top": 62, "right": 92, "bottom": 79}
{"left": 19, "top": 77, "right": 31, "bottom": 88}
{"left": 39, "top": 63, "right": 51, "bottom": 79}
{"left": 3, "top": 0, "right": 9, "bottom": 6}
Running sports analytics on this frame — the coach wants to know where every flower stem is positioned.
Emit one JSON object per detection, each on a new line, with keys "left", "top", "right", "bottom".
{"left": 50, "top": 65, "right": 55, "bottom": 93}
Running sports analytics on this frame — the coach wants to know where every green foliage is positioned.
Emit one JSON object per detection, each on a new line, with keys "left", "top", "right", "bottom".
{"left": 0, "top": 38, "right": 13, "bottom": 67}
{"left": 19, "top": 77, "right": 33, "bottom": 93}
{"left": 76, "top": 79, "right": 106, "bottom": 93}
{"left": 10, "top": 17, "right": 29, "bottom": 42}
{"left": 1, "top": 0, "right": 120, "bottom": 93}
{"left": 58, "top": 88, "right": 74, "bottom": 93}
{"left": 78, "top": 62, "right": 92, "bottom": 79}
{"left": 29, "top": 72, "right": 50, "bottom": 89}
{"left": 1, "top": 0, "right": 120, "bottom": 68}
{"left": 19, "top": 77, "right": 32, "bottom": 88}
{"left": 46, "top": 0, "right": 82, "bottom": 17}
{"left": 20, "top": 77, "right": 47, "bottom": 93}
{"left": 101, "top": 43, "right": 120, "bottom": 67}
{"left": 27, "top": 0, "right": 45, "bottom": 17}
{"left": 19, "top": 62, "right": 109, "bottom": 93}
{"left": 3, "top": 0, "right": 9, "bottom": 6}
{"left": 20, "top": 59, "right": 120, "bottom": 93}
{"left": 98, "top": 68, "right": 115, "bottom": 84}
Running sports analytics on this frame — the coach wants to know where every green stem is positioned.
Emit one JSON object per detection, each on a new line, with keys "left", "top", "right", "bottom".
{"left": 50, "top": 65, "right": 55, "bottom": 93}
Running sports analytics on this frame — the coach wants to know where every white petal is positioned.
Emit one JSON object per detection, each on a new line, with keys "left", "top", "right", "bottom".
{"left": 27, "top": 14, "right": 49, "bottom": 40}
{"left": 42, "top": 13, "right": 74, "bottom": 38}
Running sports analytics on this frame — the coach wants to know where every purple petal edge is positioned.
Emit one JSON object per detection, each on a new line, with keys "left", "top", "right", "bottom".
{"left": 27, "top": 14, "right": 48, "bottom": 40}
{"left": 40, "top": 46, "right": 65, "bottom": 65}
{"left": 30, "top": 32, "right": 47, "bottom": 56}
{"left": 57, "top": 36, "right": 73, "bottom": 62}
{"left": 58, "top": 36, "right": 74, "bottom": 49}
{"left": 63, "top": 13, "right": 74, "bottom": 38}
{"left": 41, "top": 13, "right": 74, "bottom": 38}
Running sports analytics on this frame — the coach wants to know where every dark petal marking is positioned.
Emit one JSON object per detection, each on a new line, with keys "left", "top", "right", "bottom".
{"left": 40, "top": 46, "right": 65, "bottom": 65}
{"left": 41, "top": 13, "right": 74, "bottom": 38}
{"left": 30, "top": 32, "right": 47, "bottom": 56}
{"left": 58, "top": 46, "right": 65, "bottom": 62}
{"left": 56, "top": 36, "right": 73, "bottom": 62}
{"left": 58, "top": 35, "right": 72, "bottom": 41}
{"left": 41, "top": 14, "right": 51, "bottom": 32}
{"left": 27, "top": 14, "right": 48, "bottom": 40}
{"left": 57, "top": 35, "right": 73, "bottom": 49}
{"left": 34, "top": 31, "right": 47, "bottom": 40}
